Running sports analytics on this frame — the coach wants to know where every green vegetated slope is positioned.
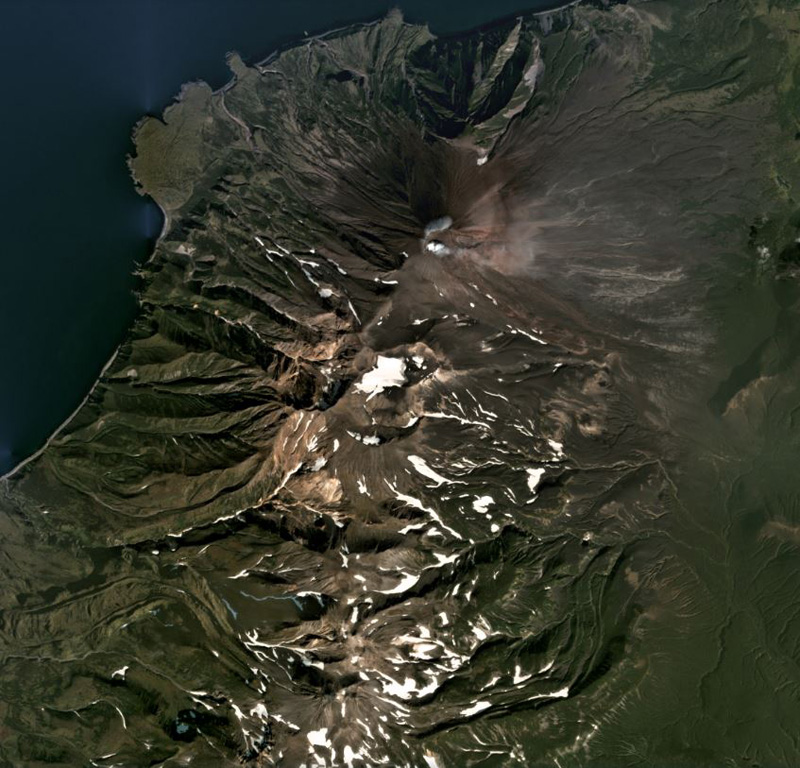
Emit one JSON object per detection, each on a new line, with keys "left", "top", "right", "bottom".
{"left": 0, "top": 2, "right": 799, "bottom": 766}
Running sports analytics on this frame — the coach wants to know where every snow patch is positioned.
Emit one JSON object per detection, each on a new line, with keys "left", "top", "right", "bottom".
{"left": 379, "top": 572, "right": 419, "bottom": 595}
{"left": 461, "top": 700, "right": 491, "bottom": 717}
{"left": 355, "top": 356, "right": 406, "bottom": 401}
{"left": 526, "top": 468, "right": 545, "bottom": 493}
{"left": 408, "top": 455, "right": 454, "bottom": 486}
{"left": 307, "top": 727, "right": 330, "bottom": 748}
{"left": 425, "top": 241, "right": 450, "bottom": 256}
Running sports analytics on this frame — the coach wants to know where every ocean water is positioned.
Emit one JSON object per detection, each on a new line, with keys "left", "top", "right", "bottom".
{"left": 0, "top": 0, "right": 561, "bottom": 475}
{"left": 1, "top": 4, "right": 799, "bottom": 764}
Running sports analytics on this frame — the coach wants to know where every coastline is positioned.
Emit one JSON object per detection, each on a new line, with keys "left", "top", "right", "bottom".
{"left": 0, "top": 347, "right": 121, "bottom": 482}
{"left": 0, "top": 0, "right": 578, "bottom": 486}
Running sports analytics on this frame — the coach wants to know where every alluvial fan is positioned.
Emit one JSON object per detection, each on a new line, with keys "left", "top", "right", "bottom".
{"left": 2, "top": 2, "right": 800, "bottom": 766}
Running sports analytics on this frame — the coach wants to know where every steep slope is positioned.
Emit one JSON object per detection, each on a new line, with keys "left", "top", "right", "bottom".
{"left": 1, "top": 2, "right": 800, "bottom": 766}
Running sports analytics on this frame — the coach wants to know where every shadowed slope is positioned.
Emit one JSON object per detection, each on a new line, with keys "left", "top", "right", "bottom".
{"left": 1, "top": 2, "right": 800, "bottom": 766}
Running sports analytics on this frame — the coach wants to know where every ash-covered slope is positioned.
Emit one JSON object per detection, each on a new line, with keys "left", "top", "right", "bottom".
{"left": 2, "top": 2, "right": 800, "bottom": 766}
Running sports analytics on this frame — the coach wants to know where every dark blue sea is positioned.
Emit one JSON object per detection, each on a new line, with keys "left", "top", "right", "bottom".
{"left": 0, "top": 0, "right": 560, "bottom": 474}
